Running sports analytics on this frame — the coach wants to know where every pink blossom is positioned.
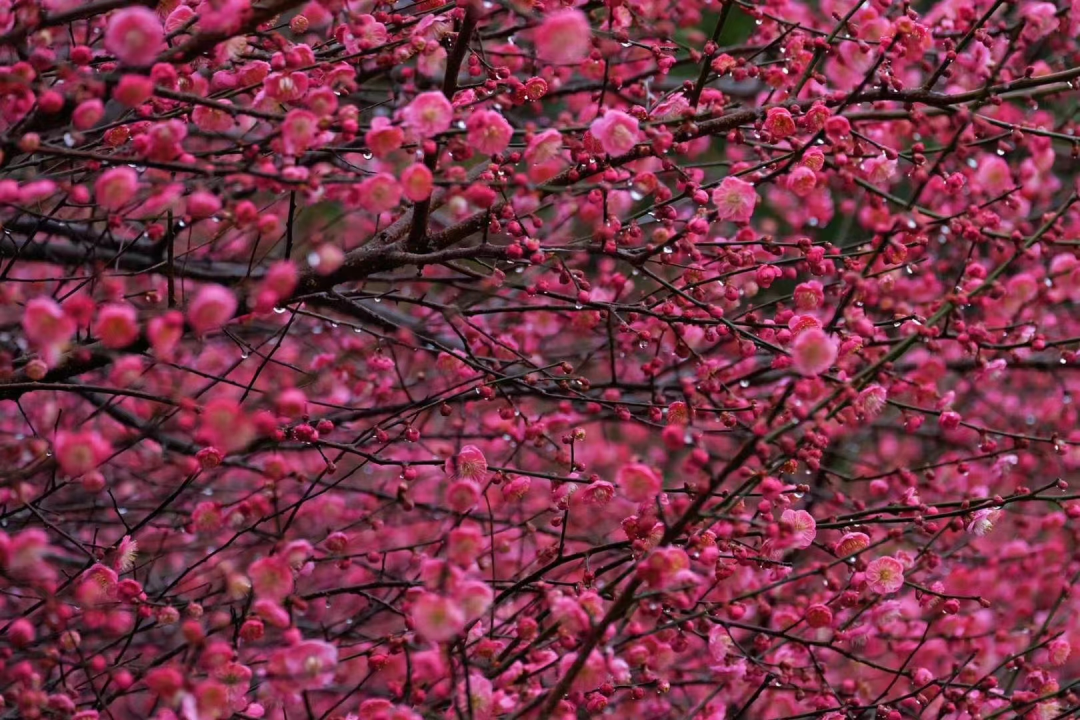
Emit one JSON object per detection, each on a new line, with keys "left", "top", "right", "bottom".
{"left": 93, "top": 303, "right": 139, "bottom": 349}
{"left": 445, "top": 445, "right": 488, "bottom": 481}
{"left": 72, "top": 99, "right": 104, "bottom": 130}
{"left": 967, "top": 507, "right": 1002, "bottom": 536}
{"left": 525, "top": 128, "right": 563, "bottom": 165}
{"left": 55, "top": 430, "right": 112, "bottom": 477}
{"left": 791, "top": 327, "right": 837, "bottom": 376}
{"left": 786, "top": 165, "right": 817, "bottom": 196}
{"left": 105, "top": 7, "right": 164, "bottom": 66}
{"left": 617, "top": 462, "right": 661, "bottom": 502}
{"left": 365, "top": 117, "right": 404, "bottom": 158}
{"left": 534, "top": 9, "right": 592, "bottom": 65}
{"left": 793, "top": 281, "right": 824, "bottom": 310}
{"left": 282, "top": 109, "right": 320, "bottom": 155}
{"left": 763, "top": 107, "right": 796, "bottom": 139}
{"left": 590, "top": 110, "right": 639, "bottom": 157}
{"left": 780, "top": 508, "right": 816, "bottom": 549}
{"left": 447, "top": 479, "right": 481, "bottom": 512}
{"left": 192, "top": 103, "right": 235, "bottom": 133}
{"left": 865, "top": 556, "right": 905, "bottom": 595}
{"left": 187, "top": 284, "right": 237, "bottom": 334}
{"left": 114, "top": 74, "right": 154, "bottom": 107}
{"left": 186, "top": 190, "right": 222, "bottom": 219}
{"left": 148, "top": 311, "right": 184, "bottom": 360}
{"left": 267, "top": 640, "right": 338, "bottom": 692}
{"left": 401, "top": 163, "right": 433, "bottom": 202}
{"left": 579, "top": 480, "right": 616, "bottom": 505}
{"left": 1022, "top": 2, "right": 1059, "bottom": 40}
{"left": 466, "top": 109, "right": 513, "bottom": 156}
{"left": 402, "top": 91, "right": 453, "bottom": 138}
{"left": 249, "top": 556, "right": 294, "bottom": 601}
{"left": 23, "top": 297, "right": 75, "bottom": 352}
{"left": 357, "top": 173, "right": 403, "bottom": 214}
{"left": 410, "top": 592, "right": 466, "bottom": 642}
{"left": 712, "top": 176, "right": 758, "bottom": 223}
{"left": 94, "top": 167, "right": 139, "bottom": 211}
{"left": 1048, "top": 638, "right": 1071, "bottom": 666}
{"left": 835, "top": 532, "right": 870, "bottom": 557}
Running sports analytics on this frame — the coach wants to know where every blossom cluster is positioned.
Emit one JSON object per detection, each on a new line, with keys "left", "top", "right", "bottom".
{"left": 0, "top": 0, "right": 1079, "bottom": 718}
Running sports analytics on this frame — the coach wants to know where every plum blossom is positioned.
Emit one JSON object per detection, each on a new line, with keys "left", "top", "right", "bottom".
{"left": 410, "top": 592, "right": 466, "bottom": 642}
{"left": 105, "top": 7, "right": 164, "bottom": 66}
{"left": 267, "top": 640, "right": 338, "bottom": 693}
{"left": 779, "top": 509, "right": 816, "bottom": 549}
{"left": 534, "top": 10, "right": 592, "bottom": 64}
{"left": 466, "top": 109, "right": 513, "bottom": 156}
{"left": 791, "top": 327, "right": 838, "bottom": 376}
{"left": 590, "top": 110, "right": 639, "bottom": 156}
{"left": 402, "top": 91, "right": 453, "bottom": 138}
{"left": 712, "top": 176, "right": 758, "bottom": 223}
{"left": 865, "top": 556, "right": 905, "bottom": 595}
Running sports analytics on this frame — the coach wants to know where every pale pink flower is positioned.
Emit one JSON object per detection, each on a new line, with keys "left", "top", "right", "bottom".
{"left": 1048, "top": 638, "right": 1071, "bottom": 667}
{"left": 267, "top": 640, "right": 338, "bottom": 692}
{"left": 165, "top": 5, "right": 197, "bottom": 34}
{"left": 249, "top": 556, "right": 294, "bottom": 601}
{"left": 402, "top": 91, "right": 453, "bottom": 138}
{"left": 525, "top": 128, "right": 563, "bottom": 165}
{"left": 786, "top": 165, "right": 817, "bottom": 196}
{"left": 1022, "top": 2, "right": 1059, "bottom": 41}
{"left": 617, "top": 462, "right": 661, "bottom": 502}
{"left": 445, "top": 445, "right": 488, "bottom": 481}
{"left": 186, "top": 190, "right": 222, "bottom": 219}
{"left": 975, "top": 154, "right": 1013, "bottom": 196}
{"left": 191, "top": 103, "right": 235, "bottom": 133}
{"left": 410, "top": 592, "right": 466, "bottom": 642}
{"left": 365, "top": 116, "right": 404, "bottom": 158}
{"left": 862, "top": 154, "right": 897, "bottom": 185}
{"left": 148, "top": 310, "right": 184, "bottom": 361}
{"left": 708, "top": 624, "right": 732, "bottom": 662}
{"left": 446, "top": 479, "right": 481, "bottom": 512}
{"left": 456, "top": 579, "right": 493, "bottom": 622}
{"left": 466, "top": 109, "right": 513, "bottom": 156}
{"left": 55, "top": 430, "right": 112, "bottom": 477}
{"left": 95, "top": 167, "right": 138, "bottom": 211}
{"left": 791, "top": 327, "right": 837, "bottom": 376}
{"left": 23, "top": 297, "right": 75, "bottom": 350}
{"left": 589, "top": 110, "right": 639, "bottom": 157}
{"left": 835, "top": 532, "right": 870, "bottom": 557}
{"left": 282, "top": 109, "right": 320, "bottom": 155}
{"left": 401, "top": 163, "right": 433, "bottom": 202}
{"left": 579, "top": 480, "right": 616, "bottom": 506}
{"left": 865, "top": 556, "right": 905, "bottom": 595}
{"left": 72, "top": 99, "right": 104, "bottom": 130}
{"left": 793, "top": 281, "right": 824, "bottom": 310}
{"left": 712, "top": 176, "right": 758, "bottom": 223}
{"left": 188, "top": 284, "right": 237, "bottom": 334}
{"left": 93, "top": 303, "right": 139, "bottom": 349}
{"left": 636, "top": 546, "right": 694, "bottom": 589}
{"left": 966, "top": 507, "right": 1002, "bottom": 537}
{"left": 105, "top": 7, "right": 164, "bottom": 67}
{"left": 357, "top": 173, "right": 402, "bottom": 214}
{"left": 114, "top": 74, "right": 154, "bottom": 107}
{"left": 856, "top": 384, "right": 888, "bottom": 418}
{"left": 534, "top": 9, "right": 592, "bottom": 65}
{"left": 780, "top": 508, "right": 816, "bottom": 549}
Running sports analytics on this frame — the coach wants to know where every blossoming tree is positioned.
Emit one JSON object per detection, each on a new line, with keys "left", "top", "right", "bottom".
{"left": 1, "top": 0, "right": 1079, "bottom": 717}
